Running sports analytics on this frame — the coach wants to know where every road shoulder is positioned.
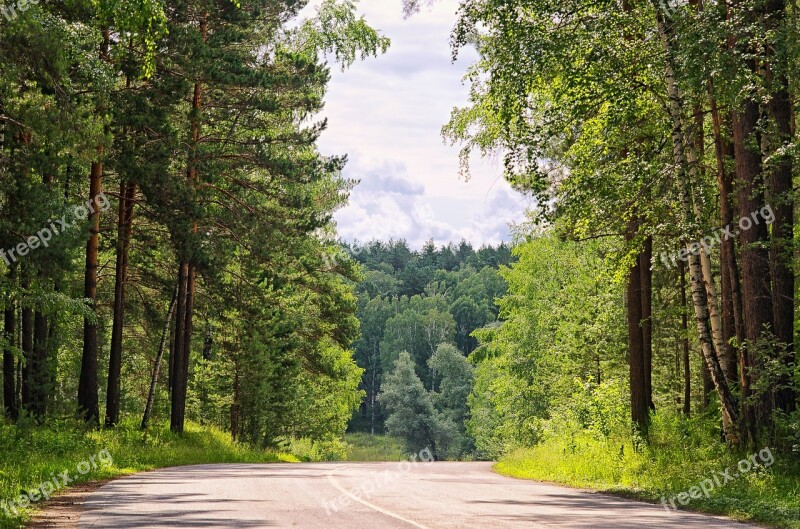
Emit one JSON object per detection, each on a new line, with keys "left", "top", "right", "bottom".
{"left": 25, "top": 479, "right": 114, "bottom": 529}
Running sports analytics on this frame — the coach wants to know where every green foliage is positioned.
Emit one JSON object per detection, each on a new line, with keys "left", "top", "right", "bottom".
{"left": 468, "top": 233, "right": 627, "bottom": 458}
{"left": 287, "top": 436, "right": 350, "bottom": 462}
{"left": 547, "top": 378, "right": 630, "bottom": 441}
{"left": 497, "top": 413, "right": 800, "bottom": 528}
{"left": 380, "top": 301, "right": 455, "bottom": 385}
{"left": 378, "top": 351, "right": 442, "bottom": 456}
{"left": 377, "top": 346, "right": 474, "bottom": 461}
{"left": 289, "top": 0, "right": 390, "bottom": 70}
{"left": 429, "top": 343, "right": 474, "bottom": 458}
{"left": 348, "top": 240, "right": 510, "bottom": 439}
{"left": 0, "top": 0, "right": 389, "bottom": 456}
{"left": 446, "top": 0, "right": 800, "bottom": 453}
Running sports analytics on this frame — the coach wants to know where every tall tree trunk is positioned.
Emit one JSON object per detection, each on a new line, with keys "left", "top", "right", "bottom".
{"left": 177, "top": 263, "right": 197, "bottom": 426}
{"left": 654, "top": 3, "right": 741, "bottom": 443}
{"left": 728, "top": 0, "right": 776, "bottom": 445}
{"left": 106, "top": 181, "right": 137, "bottom": 427}
{"left": 680, "top": 261, "right": 692, "bottom": 416}
{"left": 170, "top": 262, "right": 189, "bottom": 432}
{"left": 711, "top": 97, "right": 754, "bottom": 438}
{"left": 231, "top": 366, "right": 240, "bottom": 441}
{"left": 77, "top": 158, "right": 103, "bottom": 425}
{"left": 170, "top": 14, "right": 207, "bottom": 433}
{"left": 686, "top": 109, "right": 735, "bottom": 391}
{"left": 764, "top": 0, "right": 795, "bottom": 414}
{"left": 627, "top": 219, "right": 649, "bottom": 434}
{"left": 640, "top": 236, "right": 654, "bottom": 410}
{"left": 142, "top": 285, "right": 178, "bottom": 430}
{"left": 78, "top": 30, "right": 109, "bottom": 425}
{"left": 31, "top": 311, "right": 48, "bottom": 418}
{"left": 20, "top": 281, "right": 33, "bottom": 411}
{"left": 3, "top": 301, "right": 16, "bottom": 420}
{"left": 709, "top": 97, "right": 744, "bottom": 384}
{"left": 734, "top": 101, "right": 774, "bottom": 435}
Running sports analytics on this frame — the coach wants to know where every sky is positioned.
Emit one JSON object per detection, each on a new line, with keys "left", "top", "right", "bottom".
{"left": 299, "top": 0, "right": 530, "bottom": 249}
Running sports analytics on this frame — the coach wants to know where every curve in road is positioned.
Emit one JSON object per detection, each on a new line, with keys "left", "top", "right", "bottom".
{"left": 75, "top": 462, "right": 759, "bottom": 528}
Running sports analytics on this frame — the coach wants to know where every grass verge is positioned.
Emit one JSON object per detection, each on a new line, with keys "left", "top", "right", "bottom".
{"left": 0, "top": 418, "right": 297, "bottom": 528}
{"left": 343, "top": 433, "right": 407, "bottom": 461}
{"left": 496, "top": 434, "right": 800, "bottom": 528}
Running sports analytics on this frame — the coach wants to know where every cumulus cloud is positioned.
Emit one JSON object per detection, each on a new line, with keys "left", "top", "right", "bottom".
{"left": 334, "top": 160, "right": 528, "bottom": 248}
{"left": 299, "top": 0, "right": 529, "bottom": 248}
{"left": 355, "top": 162, "right": 425, "bottom": 195}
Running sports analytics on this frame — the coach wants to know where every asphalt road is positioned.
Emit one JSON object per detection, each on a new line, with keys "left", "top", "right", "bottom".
{"left": 76, "top": 462, "right": 759, "bottom": 528}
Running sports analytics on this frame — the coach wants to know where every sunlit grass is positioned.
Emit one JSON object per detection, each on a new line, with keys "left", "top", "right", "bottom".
{"left": 497, "top": 418, "right": 800, "bottom": 529}
{"left": 343, "top": 433, "right": 407, "bottom": 461}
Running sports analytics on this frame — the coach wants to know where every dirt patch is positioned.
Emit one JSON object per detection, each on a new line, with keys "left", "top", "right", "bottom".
{"left": 25, "top": 479, "right": 113, "bottom": 528}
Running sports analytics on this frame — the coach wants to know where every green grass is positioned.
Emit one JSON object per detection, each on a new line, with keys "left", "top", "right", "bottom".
{"left": 0, "top": 418, "right": 297, "bottom": 528}
{"left": 497, "top": 431, "right": 800, "bottom": 528}
{"left": 343, "top": 433, "right": 407, "bottom": 461}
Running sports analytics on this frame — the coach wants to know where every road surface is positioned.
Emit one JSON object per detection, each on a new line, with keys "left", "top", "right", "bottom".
{"left": 76, "top": 462, "right": 759, "bottom": 528}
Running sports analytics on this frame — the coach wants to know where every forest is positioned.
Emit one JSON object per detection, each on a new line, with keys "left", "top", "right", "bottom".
{"left": 345, "top": 239, "right": 511, "bottom": 458}
{"left": 0, "top": 0, "right": 390, "bottom": 448}
{"left": 2, "top": 0, "right": 800, "bottom": 527}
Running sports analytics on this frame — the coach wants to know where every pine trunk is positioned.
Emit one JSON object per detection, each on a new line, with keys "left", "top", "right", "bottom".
{"left": 734, "top": 99, "right": 774, "bottom": 433}
{"left": 21, "top": 295, "right": 32, "bottom": 410}
{"left": 170, "top": 262, "right": 189, "bottom": 432}
{"left": 31, "top": 311, "right": 48, "bottom": 418}
{"left": 3, "top": 303, "right": 16, "bottom": 420}
{"left": 78, "top": 30, "right": 109, "bottom": 426}
{"left": 106, "top": 181, "right": 137, "bottom": 427}
{"left": 627, "top": 219, "right": 649, "bottom": 434}
{"left": 77, "top": 158, "right": 103, "bottom": 425}
{"left": 170, "top": 14, "right": 207, "bottom": 433}
{"left": 640, "top": 236, "right": 654, "bottom": 410}
{"left": 142, "top": 286, "right": 178, "bottom": 430}
{"left": 710, "top": 99, "right": 744, "bottom": 381}
{"left": 764, "top": 0, "right": 795, "bottom": 414}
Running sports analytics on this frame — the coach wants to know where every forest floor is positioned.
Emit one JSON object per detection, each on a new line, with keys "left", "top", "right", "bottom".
{"left": 0, "top": 419, "right": 297, "bottom": 529}
{"left": 497, "top": 435, "right": 800, "bottom": 529}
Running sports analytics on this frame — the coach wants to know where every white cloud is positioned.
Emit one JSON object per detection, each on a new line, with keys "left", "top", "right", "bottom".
{"left": 334, "top": 160, "right": 529, "bottom": 248}
{"left": 301, "top": 0, "right": 529, "bottom": 248}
